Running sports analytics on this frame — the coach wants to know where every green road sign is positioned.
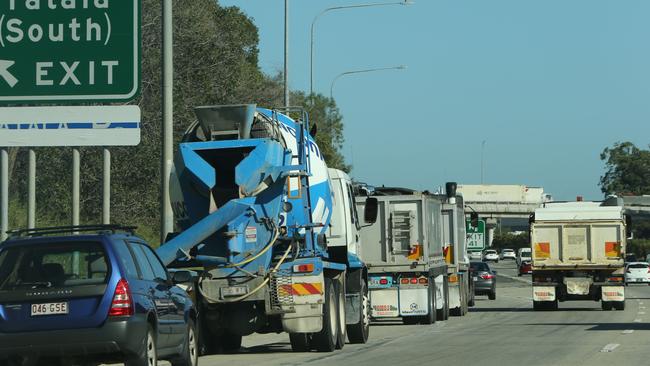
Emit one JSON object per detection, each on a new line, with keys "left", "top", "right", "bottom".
{"left": 466, "top": 218, "right": 486, "bottom": 251}
{"left": 0, "top": 0, "right": 140, "bottom": 104}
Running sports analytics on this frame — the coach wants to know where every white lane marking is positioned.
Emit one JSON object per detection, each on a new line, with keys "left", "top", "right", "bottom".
{"left": 639, "top": 311, "right": 646, "bottom": 315}
{"left": 633, "top": 319, "right": 643, "bottom": 323}
{"left": 622, "top": 329, "right": 635, "bottom": 334}
{"left": 640, "top": 302, "right": 645, "bottom": 305}
{"left": 640, "top": 306, "right": 647, "bottom": 310}
{"left": 600, "top": 343, "right": 620, "bottom": 353}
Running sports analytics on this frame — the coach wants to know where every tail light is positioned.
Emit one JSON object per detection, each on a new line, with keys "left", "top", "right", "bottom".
{"left": 410, "top": 278, "right": 418, "bottom": 284}
{"left": 400, "top": 278, "right": 410, "bottom": 285}
{"left": 293, "top": 263, "right": 315, "bottom": 273}
{"left": 480, "top": 273, "right": 495, "bottom": 280}
{"left": 109, "top": 279, "right": 134, "bottom": 317}
{"left": 418, "top": 277, "right": 428, "bottom": 284}
{"left": 379, "top": 278, "right": 388, "bottom": 285}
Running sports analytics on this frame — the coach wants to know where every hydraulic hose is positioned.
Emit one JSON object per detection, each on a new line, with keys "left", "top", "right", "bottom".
{"left": 197, "top": 242, "right": 293, "bottom": 303}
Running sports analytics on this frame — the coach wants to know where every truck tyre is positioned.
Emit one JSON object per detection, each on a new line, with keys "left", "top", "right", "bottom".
{"left": 602, "top": 301, "right": 613, "bottom": 311}
{"left": 313, "top": 278, "right": 338, "bottom": 352}
{"left": 170, "top": 319, "right": 198, "bottom": 366}
{"left": 289, "top": 333, "right": 311, "bottom": 352}
{"left": 335, "top": 280, "right": 346, "bottom": 350}
{"left": 437, "top": 276, "right": 450, "bottom": 320}
{"left": 420, "top": 279, "right": 437, "bottom": 325}
{"left": 347, "top": 280, "right": 370, "bottom": 344}
{"left": 402, "top": 316, "right": 419, "bottom": 325}
{"left": 220, "top": 331, "right": 243, "bottom": 353}
{"left": 614, "top": 300, "right": 625, "bottom": 311}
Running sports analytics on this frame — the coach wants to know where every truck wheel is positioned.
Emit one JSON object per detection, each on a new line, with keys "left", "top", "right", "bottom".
{"left": 347, "top": 281, "right": 370, "bottom": 344}
{"left": 220, "top": 331, "right": 243, "bottom": 353}
{"left": 335, "top": 280, "right": 346, "bottom": 350}
{"left": 614, "top": 300, "right": 626, "bottom": 311}
{"left": 402, "top": 316, "right": 419, "bottom": 325}
{"left": 420, "top": 279, "right": 437, "bottom": 325}
{"left": 488, "top": 290, "right": 496, "bottom": 300}
{"left": 289, "top": 333, "right": 311, "bottom": 352}
{"left": 437, "top": 276, "right": 450, "bottom": 320}
{"left": 601, "top": 301, "right": 613, "bottom": 311}
{"left": 533, "top": 301, "right": 543, "bottom": 311}
{"left": 312, "top": 278, "right": 338, "bottom": 352}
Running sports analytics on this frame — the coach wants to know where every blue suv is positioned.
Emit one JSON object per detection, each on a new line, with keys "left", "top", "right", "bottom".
{"left": 0, "top": 225, "right": 198, "bottom": 366}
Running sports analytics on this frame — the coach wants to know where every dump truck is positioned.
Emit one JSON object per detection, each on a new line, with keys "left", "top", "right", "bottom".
{"left": 436, "top": 184, "right": 474, "bottom": 316}
{"left": 530, "top": 198, "right": 630, "bottom": 311}
{"left": 157, "top": 105, "right": 376, "bottom": 353}
{"left": 355, "top": 186, "right": 449, "bottom": 324}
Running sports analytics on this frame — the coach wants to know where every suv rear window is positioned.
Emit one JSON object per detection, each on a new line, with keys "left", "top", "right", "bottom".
{"left": 629, "top": 263, "right": 649, "bottom": 269}
{"left": 0, "top": 241, "right": 109, "bottom": 290}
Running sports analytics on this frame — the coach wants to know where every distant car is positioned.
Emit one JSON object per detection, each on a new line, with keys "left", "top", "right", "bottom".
{"left": 469, "top": 251, "right": 482, "bottom": 261}
{"left": 518, "top": 260, "right": 532, "bottom": 276}
{"left": 470, "top": 261, "right": 496, "bottom": 300}
{"left": 483, "top": 250, "right": 499, "bottom": 263}
{"left": 0, "top": 225, "right": 198, "bottom": 366}
{"left": 625, "top": 262, "right": 650, "bottom": 285}
{"left": 516, "top": 248, "right": 532, "bottom": 266}
{"left": 500, "top": 249, "right": 516, "bottom": 260}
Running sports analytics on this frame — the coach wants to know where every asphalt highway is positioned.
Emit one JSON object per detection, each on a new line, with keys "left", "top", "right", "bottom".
{"left": 122, "top": 260, "right": 650, "bottom": 366}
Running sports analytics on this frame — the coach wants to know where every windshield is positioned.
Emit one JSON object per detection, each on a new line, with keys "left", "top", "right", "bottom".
{"left": 0, "top": 241, "right": 109, "bottom": 290}
{"left": 470, "top": 262, "right": 490, "bottom": 272}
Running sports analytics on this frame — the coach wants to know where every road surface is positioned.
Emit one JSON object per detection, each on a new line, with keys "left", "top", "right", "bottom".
{"left": 118, "top": 261, "right": 650, "bottom": 366}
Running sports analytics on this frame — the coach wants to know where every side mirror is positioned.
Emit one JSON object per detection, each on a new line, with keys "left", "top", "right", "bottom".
{"left": 470, "top": 212, "right": 479, "bottom": 228}
{"left": 172, "top": 270, "right": 193, "bottom": 284}
{"left": 364, "top": 197, "right": 379, "bottom": 224}
{"left": 625, "top": 215, "right": 633, "bottom": 239}
{"left": 493, "top": 271, "right": 497, "bottom": 275}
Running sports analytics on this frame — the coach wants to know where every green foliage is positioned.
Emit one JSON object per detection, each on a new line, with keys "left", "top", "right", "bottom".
{"left": 7, "top": 1, "right": 349, "bottom": 243}
{"left": 290, "top": 92, "right": 350, "bottom": 172}
{"left": 600, "top": 142, "right": 650, "bottom": 196}
{"left": 490, "top": 232, "right": 529, "bottom": 251}
{"left": 627, "top": 239, "right": 650, "bottom": 260}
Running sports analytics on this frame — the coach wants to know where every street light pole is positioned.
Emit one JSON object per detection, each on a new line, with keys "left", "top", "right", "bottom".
{"left": 310, "top": 1, "right": 412, "bottom": 95}
{"left": 330, "top": 65, "right": 407, "bottom": 100}
{"left": 284, "top": 0, "right": 290, "bottom": 108}
{"left": 481, "top": 140, "right": 486, "bottom": 184}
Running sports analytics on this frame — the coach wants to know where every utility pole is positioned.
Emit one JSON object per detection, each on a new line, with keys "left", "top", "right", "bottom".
{"left": 284, "top": 0, "right": 290, "bottom": 108}
{"left": 161, "top": 0, "right": 174, "bottom": 243}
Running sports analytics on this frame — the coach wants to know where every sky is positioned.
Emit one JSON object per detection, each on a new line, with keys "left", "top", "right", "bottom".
{"left": 218, "top": 0, "right": 650, "bottom": 200}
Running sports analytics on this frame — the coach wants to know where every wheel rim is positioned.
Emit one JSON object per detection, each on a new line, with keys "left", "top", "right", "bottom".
{"left": 188, "top": 327, "right": 197, "bottom": 366}
{"left": 338, "top": 289, "right": 346, "bottom": 339}
{"left": 147, "top": 332, "right": 156, "bottom": 366}
{"left": 329, "top": 288, "right": 337, "bottom": 342}
{"left": 362, "top": 292, "right": 370, "bottom": 327}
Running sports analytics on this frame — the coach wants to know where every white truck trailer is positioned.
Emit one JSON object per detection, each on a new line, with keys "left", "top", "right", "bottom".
{"left": 436, "top": 184, "right": 474, "bottom": 316}
{"left": 530, "top": 198, "right": 630, "bottom": 311}
{"left": 355, "top": 186, "right": 449, "bottom": 324}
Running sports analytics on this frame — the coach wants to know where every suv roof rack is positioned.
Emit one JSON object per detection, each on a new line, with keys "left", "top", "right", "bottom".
{"left": 7, "top": 224, "right": 138, "bottom": 238}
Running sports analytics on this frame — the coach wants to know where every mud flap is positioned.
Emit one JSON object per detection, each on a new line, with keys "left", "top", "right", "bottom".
{"left": 601, "top": 286, "right": 625, "bottom": 302}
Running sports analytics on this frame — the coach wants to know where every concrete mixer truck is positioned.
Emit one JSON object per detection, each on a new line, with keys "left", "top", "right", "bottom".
{"left": 156, "top": 105, "right": 375, "bottom": 354}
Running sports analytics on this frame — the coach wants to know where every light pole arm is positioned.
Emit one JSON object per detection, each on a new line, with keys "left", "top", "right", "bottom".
{"left": 310, "top": 1, "right": 412, "bottom": 95}
{"left": 330, "top": 65, "right": 406, "bottom": 100}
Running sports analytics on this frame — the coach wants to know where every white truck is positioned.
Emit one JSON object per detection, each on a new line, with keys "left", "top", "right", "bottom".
{"left": 355, "top": 186, "right": 450, "bottom": 324}
{"left": 530, "top": 198, "right": 631, "bottom": 311}
{"left": 436, "top": 185, "right": 474, "bottom": 316}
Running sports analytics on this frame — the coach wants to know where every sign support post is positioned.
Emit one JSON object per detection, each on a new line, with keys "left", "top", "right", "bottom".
{"left": 28, "top": 149, "right": 36, "bottom": 229}
{"left": 72, "top": 149, "right": 80, "bottom": 230}
{"left": 103, "top": 149, "right": 111, "bottom": 224}
{"left": 0, "top": 149, "right": 7, "bottom": 241}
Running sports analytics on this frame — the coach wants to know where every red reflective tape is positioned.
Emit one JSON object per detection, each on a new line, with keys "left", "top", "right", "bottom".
{"left": 280, "top": 285, "right": 299, "bottom": 296}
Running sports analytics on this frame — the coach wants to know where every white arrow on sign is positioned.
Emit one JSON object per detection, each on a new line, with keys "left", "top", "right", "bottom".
{"left": 0, "top": 60, "right": 18, "bottom": 88}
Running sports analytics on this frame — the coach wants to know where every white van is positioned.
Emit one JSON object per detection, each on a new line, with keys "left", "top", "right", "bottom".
{"left": 516, "top": 248, "right": 532, "bottom": 266}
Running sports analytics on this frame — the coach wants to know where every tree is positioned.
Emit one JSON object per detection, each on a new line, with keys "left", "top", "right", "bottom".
{"left": 599, "top": 142, "right": 650, "bottom": 196}
{"left": 8, "top": 1, "right": 351, "bottom": 242}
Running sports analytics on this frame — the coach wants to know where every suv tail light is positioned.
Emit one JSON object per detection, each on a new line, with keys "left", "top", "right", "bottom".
{"left": 109, "top": 279, "right": 134, "bottom": 317}
{"left": 480, "top": 272, "right": 495, "bottom": 280}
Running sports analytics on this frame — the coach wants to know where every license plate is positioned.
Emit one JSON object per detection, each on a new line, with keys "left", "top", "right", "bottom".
{"left": 221, "top": 286, "right": 248, "bottom": 298}
{"left": 31, "top": 302, "right": 68, "bottom": 316}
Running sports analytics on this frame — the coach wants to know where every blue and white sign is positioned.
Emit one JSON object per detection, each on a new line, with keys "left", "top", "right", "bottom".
{"left": 0, "top": 105, "right": 140, "bottom": 146}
